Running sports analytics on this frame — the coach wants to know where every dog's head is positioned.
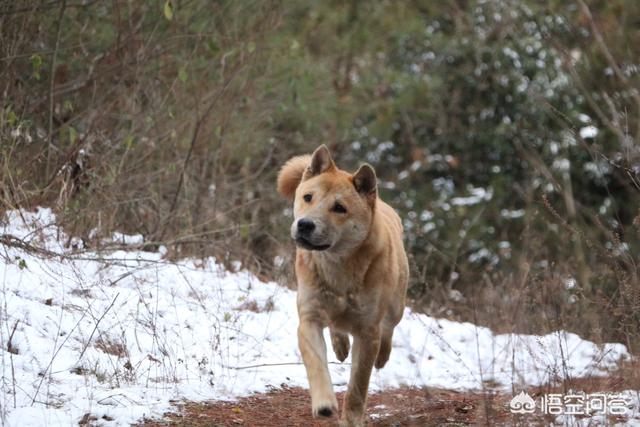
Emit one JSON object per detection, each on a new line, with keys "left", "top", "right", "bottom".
{"left": 277, "top": 145, "right": 377, "bottom": 252}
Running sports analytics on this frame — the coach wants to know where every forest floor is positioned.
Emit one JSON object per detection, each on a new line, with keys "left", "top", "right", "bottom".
{"left": 141, "top": 371, "right": 638, "bottom": 427}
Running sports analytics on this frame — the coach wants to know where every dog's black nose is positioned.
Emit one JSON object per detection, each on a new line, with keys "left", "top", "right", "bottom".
{"left": 297, "top": 218, "right": 315, "bottom": 234}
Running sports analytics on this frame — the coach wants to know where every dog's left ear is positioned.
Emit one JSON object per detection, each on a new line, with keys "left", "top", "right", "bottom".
{"left": 353, "top": 164, "right": 377, "bottom": 200}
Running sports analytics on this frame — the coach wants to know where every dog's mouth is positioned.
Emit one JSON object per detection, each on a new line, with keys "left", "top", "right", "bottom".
{"left": 295, "top": 236, "right": 331, "bottom": 251}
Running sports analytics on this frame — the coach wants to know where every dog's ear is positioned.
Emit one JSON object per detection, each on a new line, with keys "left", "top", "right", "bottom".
{"left": 277, "top": 155, "right": 311, "bottom": 199}
{"left": 353, "top": 163, "right": 377, "bottom": 199}
{"left": 306, "top": 145, "right": 335, "bottom": 177}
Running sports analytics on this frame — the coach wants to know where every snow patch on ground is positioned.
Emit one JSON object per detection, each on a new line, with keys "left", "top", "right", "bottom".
{"left": 0, "top": 208, "right": 633, "bottom": 426}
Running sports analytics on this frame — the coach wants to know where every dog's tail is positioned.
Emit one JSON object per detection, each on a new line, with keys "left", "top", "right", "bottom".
{"left": 277, "top": 155, "right": 310, "bottom": 199}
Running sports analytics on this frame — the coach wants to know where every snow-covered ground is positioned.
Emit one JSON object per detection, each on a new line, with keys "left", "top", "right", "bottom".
{"left": 0, "top": 208, "right": 638, "bottom": 426}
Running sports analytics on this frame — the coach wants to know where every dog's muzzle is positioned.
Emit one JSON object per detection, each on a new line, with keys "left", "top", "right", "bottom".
{"left": 293, "top": 218, "right": 331, "bottom": 251}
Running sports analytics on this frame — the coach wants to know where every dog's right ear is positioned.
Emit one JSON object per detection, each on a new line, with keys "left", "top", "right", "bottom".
{"left": 304, "top": 145, "right": 335, "bottom": 178}
{"left": 277, "top": 155, "right": 311, "bottom": 199}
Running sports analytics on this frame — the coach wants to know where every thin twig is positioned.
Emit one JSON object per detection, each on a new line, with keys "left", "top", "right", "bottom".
{"left": 31, "top": 307, "right": 89, "bottom": 405}
{"left": 8, "top": 320, "right": 19, "bottom": 410}
{"left": 576, "top": 0, "right": 640, "bottom": 138}
{"left": 0, "top": 0, "right": 97, "bottom": 17}
{"left": 76, "top": 293, "right": 120, "bottom": 364}
{"left": 45, "top": 0, "right": 67, "bottom": 179}
{"left": 7, "top": 320, "right": 18, "bottom": 355}
{"left": 159, "top": 67, "right": 243, "bottom": 241}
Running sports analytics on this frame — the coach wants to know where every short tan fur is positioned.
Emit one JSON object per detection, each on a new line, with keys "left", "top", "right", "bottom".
{"left": 277, "top": 145, "right": 409, "bottom": 426}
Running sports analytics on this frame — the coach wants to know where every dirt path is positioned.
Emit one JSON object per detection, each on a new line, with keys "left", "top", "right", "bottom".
{"left": 141, "top": 385, "right": 517, "bottom": 426}
{"left": 141, "top": 370, "right": 638, "bottom": 427}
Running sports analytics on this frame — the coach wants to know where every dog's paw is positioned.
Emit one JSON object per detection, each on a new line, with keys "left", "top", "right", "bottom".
{"left": 312, "top": 394, "right": 338, "bottom": 418}
{"left": 374, "top": 352, "right": 389, "bottom": 369}
{"left": 339, "top": 413, "right": 364, "bottom": 427}
{"left": 374, "top": 338, "right": 392, "bottom": 369}
{"left": 331, "top": 331, "right": 350, "bottom": 362}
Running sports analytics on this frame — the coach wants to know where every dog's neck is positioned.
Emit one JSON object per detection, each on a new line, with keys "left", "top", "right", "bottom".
{"left": 304, "top": 217, "right": 380, "bottom": 294}
{"left": 307, "top": 251, "right": 368, "bottom": 295}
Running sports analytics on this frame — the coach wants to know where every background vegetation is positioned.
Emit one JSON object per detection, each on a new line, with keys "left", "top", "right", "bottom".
{"left": 1, "top": 0, "right": 639, "bottom": 350}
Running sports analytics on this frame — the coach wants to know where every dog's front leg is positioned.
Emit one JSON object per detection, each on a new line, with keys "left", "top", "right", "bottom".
{"left": 341, "top": 329, "right": 381, "bottom": 427}
{"left": 298, "top": 317, "right": 338, "bottom": 417}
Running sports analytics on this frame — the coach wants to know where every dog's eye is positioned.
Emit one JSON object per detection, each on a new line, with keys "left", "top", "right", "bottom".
{"left": 303, "top": 194, "right": 312, "bottom": 202}
{"left": 332, "top": 202, "right": 347, "bottom": 214}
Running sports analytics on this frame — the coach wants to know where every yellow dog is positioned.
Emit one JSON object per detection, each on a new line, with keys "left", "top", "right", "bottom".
{"left": 277, "top": 145, "right": 409, "bottom": 426}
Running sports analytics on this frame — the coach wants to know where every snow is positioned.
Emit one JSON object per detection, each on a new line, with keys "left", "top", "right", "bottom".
{"left": 450, "top": 186, "right": 493, "bottom": 206}
{"left": 580, "top": 125, "right": 599, "bottom": 139}
{"left": 552, "top": 158, "right": 571, "bottom": 172}
{"left": 109, "top": 232, "right": 144, "bottom": 247}
{"left": 578, "top": 113, "right": 592, "bottom": 123}
{"left": 501, "top": 208, "right": 526, "bottom": 219}
{"left": 0, "top": 208, "right": 635, "bottom": 426}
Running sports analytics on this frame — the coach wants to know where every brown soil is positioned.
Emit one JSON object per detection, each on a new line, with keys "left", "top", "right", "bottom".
{"left": 140, "top": 364, "right": 639, "bottom": 427}
{"left": 141, "top": 385, "right": 510, "bottom": 426}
